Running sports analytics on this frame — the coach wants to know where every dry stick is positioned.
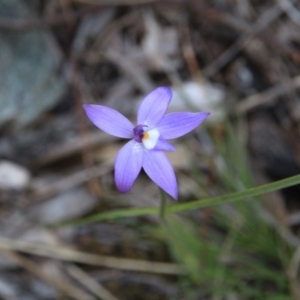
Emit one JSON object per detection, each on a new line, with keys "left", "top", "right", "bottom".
{"left": 203, "top": 35, "right": 249, "bottom": 78}
{"left": 104, "top": 50, "right": 154, "bottom": 93}
{"left": 86, "top": 12, "right": 154, "bottom": 92}
{"left": 202, "top": 5, "right": 282, "bottom": 77}
{"left": 0, "top": 249, "right": 93, "bottom": 300}
{"left": 32, "top": 164, "right": 111, "bottom": 201}
{"left": 0, "top": 237, "right": 183, "bottom": 275}
{"left": 66, "top": 265, "right": 121, "bottom": 300}
{"left": 237, "top": 75, "right": 300, "bottom": 113}
{"left": 47, "top": 232, "right": 121, "bottom": 300}
{"left": 36, "top": 131, "right": 114, "bottom": 167}
{"left": 277, "top": 0, "right": 300, "bottom": 26}
{"left": 181, "top": 24, "right": 205, "bottom": 82}
{"left": 181, "top": 24, "right": 216, "bottom": 110}
{"left": 89, "top": 10, "right": 138, "bottom": 55}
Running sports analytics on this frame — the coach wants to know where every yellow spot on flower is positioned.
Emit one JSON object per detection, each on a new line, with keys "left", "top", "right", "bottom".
{"left": 143, "top": 132, "right": 149, "bottom": 140}
{"left": 142, "top": 129, "right": 159, "bottom": 149}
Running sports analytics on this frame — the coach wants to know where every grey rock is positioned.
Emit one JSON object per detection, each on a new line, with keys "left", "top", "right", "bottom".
{"left": 0, "top": 276, "right": 18, "bottom": 298}
{"left": 0, "top": 160, "right": 30, "bottom": 190}
{"left": 29, "top": 188, "right": 97, "bottom": 224}
{"left": 0, "top": 0, "right": 66, "bottom": 128}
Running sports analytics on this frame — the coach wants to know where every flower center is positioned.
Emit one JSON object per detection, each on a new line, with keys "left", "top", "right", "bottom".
{"left": 143, "top": 132, "right": 149, "bottom": 140}
{"left": 133, "top": 124, "right": 147, "bottom": 143}
{"left": 133, "top": 125, "right": 160, "bottom": 149}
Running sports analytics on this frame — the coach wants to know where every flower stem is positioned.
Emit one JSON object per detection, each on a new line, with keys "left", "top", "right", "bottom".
{"left": 159, "top": 188, "right": 167, "bottom": 221}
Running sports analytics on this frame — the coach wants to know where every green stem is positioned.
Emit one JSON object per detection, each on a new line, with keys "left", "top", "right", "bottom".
{"left": 55, "top": 173, "right": 300, "bottom": 227}
{"left": 159, "top": 188, "right": 167, "bottom": 221}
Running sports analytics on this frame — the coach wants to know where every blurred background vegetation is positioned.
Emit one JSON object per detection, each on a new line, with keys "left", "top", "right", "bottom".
{"left": 1, "top": 0, "right": 300, "bottom": 299}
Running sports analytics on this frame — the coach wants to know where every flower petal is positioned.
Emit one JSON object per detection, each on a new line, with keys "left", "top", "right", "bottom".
{"left": 153, "top": 136, "right": 175, "bottom": 152}
{"left": 115, "top": 140, "right": 143, "bottom": 192}
{"left": 137, "top": 87, "right": 172, "bottom": 127}
{"left": 143, "top": 150, "right": 178, "bottom": 200}
{"left": 156, "top": 112, "right": 210, "bottom": 139}
{"left": 83, "top": 104, "right": 134, "bottom": 138}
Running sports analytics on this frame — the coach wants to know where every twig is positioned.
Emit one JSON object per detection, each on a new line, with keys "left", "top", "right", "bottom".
{"left": 31, "top": 164, "right": 111, "bottom": 201}
{"left": 0, "top": 249, "right": 93, "bottom": 300}
{"left": 36, "top": 131, "right": 114, "bottom": 166}
{"left": 204, "top": 5, "right": 282, "bottom": 35}
{"left": 67, "top": 265, "right": 121, "bottom": 300}
{"left": 87, "top": 10, "right": 138, "bottom": 56}
{"left": 203, "top": 35, "right": 248, "bottom": 78}
{"left": 237, "top": 75, "right": 300, "bottom": 113}
{"left": 104, "top": 50, "right": 154, "bottom": 92}
{"left": 0, "top": 237, "right": 184, "bottom": 275}
{"left": 277, "top": 0, "right": 300, "bottom": 26}
{"left": 202, "top": 4, "right": 300, "bottom": 75}
{"left": 181, "top": 24, "right": 204, "bottom": 82}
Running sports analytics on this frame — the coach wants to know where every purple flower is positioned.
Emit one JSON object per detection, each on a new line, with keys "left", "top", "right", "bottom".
{"left": 83, "top": 87, "right": 210, "bottom": 200}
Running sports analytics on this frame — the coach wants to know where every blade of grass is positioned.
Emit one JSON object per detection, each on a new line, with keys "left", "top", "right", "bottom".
{"left": 55, "top": 173, "right": 300, "bottom": 227}
{"left": 162, "top": 216, "right": 203, "bottom": 283}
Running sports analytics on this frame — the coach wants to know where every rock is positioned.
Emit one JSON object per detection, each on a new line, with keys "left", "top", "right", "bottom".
{"left": 170, "top": 81, "right": 226, "bottom": 124}
{"left": 0, "top": 160, "right": 30, "bottom": 190}
{"left": 0, "top": 0, "right": 66, "bottom": 128}
{"left": 0, "top": 276, "right": 18, "bottom": 298}
{"left": 28, "top": 188, "right": 97, "bottom": 224}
